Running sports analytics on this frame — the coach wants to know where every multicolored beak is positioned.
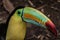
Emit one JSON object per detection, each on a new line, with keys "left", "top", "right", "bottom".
{"left": 22, "top": 7, "right": 57, "bottom": 36}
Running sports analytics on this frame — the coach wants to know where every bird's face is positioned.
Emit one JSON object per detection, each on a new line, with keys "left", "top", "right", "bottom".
{"left": 16, "top": 7, "right": 57, "bottom": 36}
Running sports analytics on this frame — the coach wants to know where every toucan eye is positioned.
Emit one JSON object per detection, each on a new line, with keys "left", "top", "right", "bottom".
{"left": 18, "top": 11, "right": 21, "bottom": 15}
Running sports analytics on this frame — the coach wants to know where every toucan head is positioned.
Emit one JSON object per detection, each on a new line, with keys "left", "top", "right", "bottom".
{"left": 15, "top": 7, "right": 57, "bottom": 36}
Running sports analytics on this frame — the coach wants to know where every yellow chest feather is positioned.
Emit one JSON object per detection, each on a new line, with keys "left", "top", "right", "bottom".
{"left": 6, "top": 13, "right": 27, "bottom": 40}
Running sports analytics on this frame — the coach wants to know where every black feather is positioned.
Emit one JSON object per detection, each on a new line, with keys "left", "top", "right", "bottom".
{"left": 0, "top": 23, "right": 7, "bottom": 40}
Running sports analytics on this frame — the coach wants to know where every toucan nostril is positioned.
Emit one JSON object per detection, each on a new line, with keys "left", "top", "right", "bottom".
{"left": 45, "top": 20, "right": 57, "bottom": 36}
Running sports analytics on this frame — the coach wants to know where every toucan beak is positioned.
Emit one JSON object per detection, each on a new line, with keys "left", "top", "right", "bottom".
{"left": 23, "top": 7, "right": 57, "bottom": 36}
{"left": 45, "top": 20, "right": 57, "bottom": 36}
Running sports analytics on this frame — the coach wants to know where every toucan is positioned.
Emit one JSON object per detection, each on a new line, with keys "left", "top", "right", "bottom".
{"left": 0, "top": 6, "right": 57, "bottom": 40}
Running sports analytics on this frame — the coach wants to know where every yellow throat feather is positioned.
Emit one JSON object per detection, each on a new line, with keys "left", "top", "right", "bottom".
{"left": 6, "top": 11, "right": 27, "bottom": 40}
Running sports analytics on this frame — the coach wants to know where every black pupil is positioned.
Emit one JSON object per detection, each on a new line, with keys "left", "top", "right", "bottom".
{"left": 18, "top": 11, "right": 20, "bottom": 14}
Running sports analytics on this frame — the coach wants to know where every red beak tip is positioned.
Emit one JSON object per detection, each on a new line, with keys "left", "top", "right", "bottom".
{"left": 55, "top": 30, "right": 57, "bottom": 37}
{"left": 45, "top": 20, "right": 57, "bottom": 36}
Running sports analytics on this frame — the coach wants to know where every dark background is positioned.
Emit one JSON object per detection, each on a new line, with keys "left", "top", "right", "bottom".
{"left": 0, "top": 0, "right": 60, "bottom": 40}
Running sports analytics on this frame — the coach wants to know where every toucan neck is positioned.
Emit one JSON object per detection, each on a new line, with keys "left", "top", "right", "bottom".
{"left": 6, "top": 13, "right": 27, "bottom": 40}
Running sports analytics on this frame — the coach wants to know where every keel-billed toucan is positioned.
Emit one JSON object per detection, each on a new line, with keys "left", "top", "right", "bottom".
{"left": 0, "top": 6, "right": 57, "bottom": 40}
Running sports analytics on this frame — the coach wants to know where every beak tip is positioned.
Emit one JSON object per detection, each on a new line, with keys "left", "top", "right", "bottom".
{"left": 45, "top": 20, "right": 57, "bottom": 36}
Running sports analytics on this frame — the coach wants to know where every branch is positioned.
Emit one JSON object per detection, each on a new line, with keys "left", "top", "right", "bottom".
{"left": 37, "top": 4, "right": 47, "bottom": 9}
{"left": 28, "top": 0, "right": 35, "bottom": 7}
{"left": 3, "top": 0, "right": 15, "bottom": 13}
